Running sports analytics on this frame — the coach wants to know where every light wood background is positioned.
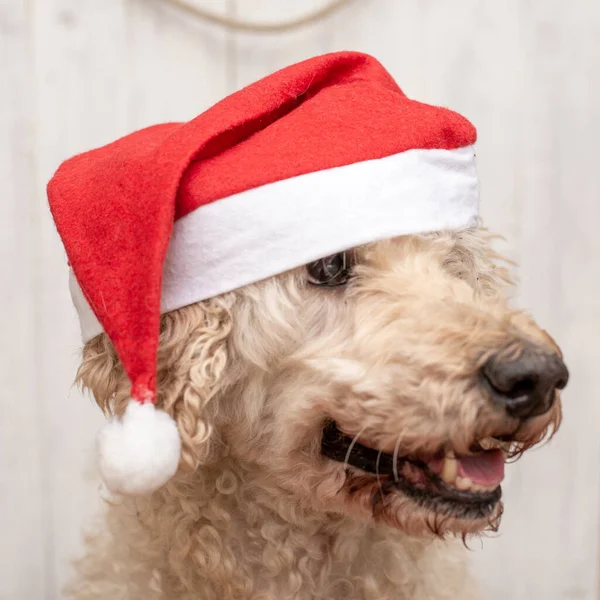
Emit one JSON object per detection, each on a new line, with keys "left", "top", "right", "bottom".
{"left": 1, "top": 1, "right": 599, "bottom": 598}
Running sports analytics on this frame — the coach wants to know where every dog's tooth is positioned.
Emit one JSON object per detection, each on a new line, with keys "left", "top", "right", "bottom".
{"left": 455, "top": 476, "right": 473, "bottom": 491}
{"left": 482, "top": 483, "right": 498, "bottom": 492}
{"left": 475, "top": 437, "right": 503, "bottom": 452}
{"left": 440, "top": 456, "right": 458, "bottom": 484}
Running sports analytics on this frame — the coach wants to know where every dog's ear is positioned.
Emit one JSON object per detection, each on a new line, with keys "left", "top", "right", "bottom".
{"left": 77, "top": 298, "right": 233, "bottom": 476}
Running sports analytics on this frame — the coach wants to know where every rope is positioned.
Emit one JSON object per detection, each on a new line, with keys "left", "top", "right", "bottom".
{"left": 161, "top": 0, "right": 355, "bottom": 33}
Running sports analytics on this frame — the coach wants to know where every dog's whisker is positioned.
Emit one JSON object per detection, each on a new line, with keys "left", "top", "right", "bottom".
{"left": 392, "top": 435, "right": 402, "bottom": 482}
{"left": 376, "top": 449, "right": 383, "bottom": 494}
{"left": 344, "top": 426, "right": 367, "bottom": 472}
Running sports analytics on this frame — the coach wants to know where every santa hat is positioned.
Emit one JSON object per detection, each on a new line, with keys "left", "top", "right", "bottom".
{"left": 47, "top": 51, "right": 479, "bottom": 496}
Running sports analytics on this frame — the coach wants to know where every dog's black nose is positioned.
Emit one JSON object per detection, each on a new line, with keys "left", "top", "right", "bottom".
{"left": 482, "top": 348, "right": 568, "bottom": 419}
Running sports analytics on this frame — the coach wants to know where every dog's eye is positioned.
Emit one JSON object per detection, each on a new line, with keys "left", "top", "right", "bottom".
{"left": 306, "top": 252, "right": 353, "bottom": 287}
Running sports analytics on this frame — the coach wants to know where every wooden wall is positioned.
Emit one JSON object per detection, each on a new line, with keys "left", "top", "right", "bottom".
{"left": 1, "top": 1, "right": 599, "bottom": 598}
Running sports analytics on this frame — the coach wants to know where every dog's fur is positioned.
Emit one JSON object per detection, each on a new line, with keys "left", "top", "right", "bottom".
{"left": 67, "top": 228, "right": 563, "bottom": 600}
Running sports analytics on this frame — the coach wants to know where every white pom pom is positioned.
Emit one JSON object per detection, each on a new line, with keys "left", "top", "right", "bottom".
{"left": 97, "top": 400, "right": 181, "bottom": 495}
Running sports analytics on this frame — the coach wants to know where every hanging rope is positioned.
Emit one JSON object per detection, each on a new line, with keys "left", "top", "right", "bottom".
{"left": 161, "top": 0, "right": 355, "bottom": 33}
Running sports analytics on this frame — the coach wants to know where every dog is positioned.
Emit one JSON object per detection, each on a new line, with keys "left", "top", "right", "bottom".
{"left": 66, "top": 227, "right": 567, "bottom": 599}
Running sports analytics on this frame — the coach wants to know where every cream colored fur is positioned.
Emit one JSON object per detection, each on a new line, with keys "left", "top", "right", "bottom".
{"left": 68, "top": 228, "right": 563, "bottom": 600}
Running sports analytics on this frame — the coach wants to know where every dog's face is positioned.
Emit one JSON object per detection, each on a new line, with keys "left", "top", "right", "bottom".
{"left": 81, "top": 228, "right": 567, "bottom": 538}
{"left": 220, "top": 229, "right": 567, "bottom": 536}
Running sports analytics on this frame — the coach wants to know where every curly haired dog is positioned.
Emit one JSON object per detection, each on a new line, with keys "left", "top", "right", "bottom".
{"left": 67, "top": 228, "right": 567, "bottom": 600}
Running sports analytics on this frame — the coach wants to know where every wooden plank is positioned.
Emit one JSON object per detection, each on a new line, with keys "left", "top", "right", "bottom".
{"left": 230, "top": 0, "right": 332, "bottom": 90}
{"left": 0, "top": 1, "right": 47, "bottom": 598}
{"left": 32, "top": 0, "right": 231, "bottom": 596}
{"left": 125, "top": 0, "right": 233, "bottom": 126}
{"left": 471, "top": 2, "right": 600, "bottom": 599}
{"left": 31, "top": 1, "right": 130, "bottom": 596}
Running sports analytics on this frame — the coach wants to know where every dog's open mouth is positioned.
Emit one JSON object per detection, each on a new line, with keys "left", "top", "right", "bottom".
{"left": 321, "top": 421, "right": 504, "bottom": 519}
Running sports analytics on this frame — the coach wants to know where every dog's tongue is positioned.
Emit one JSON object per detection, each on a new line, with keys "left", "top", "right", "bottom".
{"left": 456, "top": 450, "right": 505, "bottom": 486}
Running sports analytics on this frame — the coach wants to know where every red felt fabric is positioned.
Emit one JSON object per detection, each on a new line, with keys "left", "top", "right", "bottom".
{"left": 179, "top": 70, "right": 475, "bottom": 218}
{"left": 47, "top": 51, "right": 476, "bottom": 402}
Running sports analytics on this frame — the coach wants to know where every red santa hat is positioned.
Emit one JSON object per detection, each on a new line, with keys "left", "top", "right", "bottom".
{"left": 48, "top": 51, "right": 479, "bottom": 496}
